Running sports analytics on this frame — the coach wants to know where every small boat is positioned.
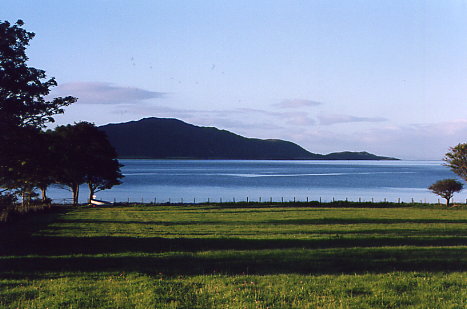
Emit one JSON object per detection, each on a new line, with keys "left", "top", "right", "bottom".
{"left": 90, "top": 199, "right": 112, "bottom": 206}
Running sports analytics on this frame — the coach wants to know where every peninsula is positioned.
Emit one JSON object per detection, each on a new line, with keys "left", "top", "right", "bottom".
{"left": 99, "top": 117, "right": 398, "bottom": 160}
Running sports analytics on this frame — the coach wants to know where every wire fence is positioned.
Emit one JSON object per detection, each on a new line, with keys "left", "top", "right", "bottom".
{"left": 52, "top": 196, "right": 467, "bottom": 206}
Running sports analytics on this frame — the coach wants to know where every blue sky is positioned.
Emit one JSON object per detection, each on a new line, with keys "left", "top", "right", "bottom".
{"left": 3, "top": 0, "right": 467, "bottom": 159}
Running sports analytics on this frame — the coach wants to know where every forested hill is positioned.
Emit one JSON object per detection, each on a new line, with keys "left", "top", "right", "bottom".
{"left": 99, "top": 117, "right": 398, "bottom": 160}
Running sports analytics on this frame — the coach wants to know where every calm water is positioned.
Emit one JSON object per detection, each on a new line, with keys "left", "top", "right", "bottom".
{"left": 49, "top": 160, "right": 465, "bottom": 204}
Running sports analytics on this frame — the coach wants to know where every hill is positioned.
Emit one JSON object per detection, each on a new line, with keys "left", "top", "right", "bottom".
{"left": 324, "top": 151, "right": 396, "bottom": 160}
{"left": 99, "top": 117, "right": 397, "bottom": 160}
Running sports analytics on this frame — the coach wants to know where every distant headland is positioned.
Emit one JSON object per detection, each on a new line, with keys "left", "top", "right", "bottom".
{"left": 99, "top": 117, "right": 399, "bottom": 160}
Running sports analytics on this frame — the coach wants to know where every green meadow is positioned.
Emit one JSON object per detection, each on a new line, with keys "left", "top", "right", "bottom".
{"left": 0, "top": 204, "right": 466, "bottom": 308}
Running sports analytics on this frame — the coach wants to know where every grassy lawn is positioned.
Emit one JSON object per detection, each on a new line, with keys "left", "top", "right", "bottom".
{"left": 0, "top": 204, "right": 466, "bottom": 308}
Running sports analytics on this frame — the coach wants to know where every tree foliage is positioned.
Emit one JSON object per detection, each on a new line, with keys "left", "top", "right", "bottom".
{"left": 0, "top": 19, "right": 76, "bottom": 128}
{"left": 0, "top": 126, "right": 47, "bottom": 205}
{"left": 444, "top": 143, "right": 467, "bottom": 182}
{"left": 0, "top": 20, "right": 122, "bottom": 210}
{"left": 428, "top": 179, "right": 463, "bottom": 207}
{"left": 0, "top": 19, "right": 77, "bottom": 207}
{"left": 52, "top": 122, "right": 123, "bottom": 205}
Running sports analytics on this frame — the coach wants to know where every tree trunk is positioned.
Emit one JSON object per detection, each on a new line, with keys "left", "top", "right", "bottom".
{"left": 72, "top": 184, "right": 79, "bottom": 206}
{"left": 446, "top": 197, "right": 450, "bottom": 207}
{"left": 21, "top": 191, "right": 27, "bottom": 208}
{"left": 88, "top": 182, "right": 95, "bottom": 204}
{"left": 21, "top": 186, "right": 32, "bottom": 209}
{"left": 40, "top": 186, "right": 48, "bottom": 203}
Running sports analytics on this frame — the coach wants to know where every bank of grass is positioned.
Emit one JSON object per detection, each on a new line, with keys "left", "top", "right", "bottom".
{"left": 1, "top": 272, "right": 465, "bottom": 308}
{"left": 1, "top": 204, "right": 466, "bottom": 308}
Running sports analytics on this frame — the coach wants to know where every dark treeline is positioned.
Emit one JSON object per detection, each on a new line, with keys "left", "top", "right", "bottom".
{"left": 0, "top": 20, "right": 122, "bottom": 219}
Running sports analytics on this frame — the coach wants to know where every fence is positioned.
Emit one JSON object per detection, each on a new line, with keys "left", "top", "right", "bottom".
{"left": 53, "top": 196, "right": 467, "bottom": 205}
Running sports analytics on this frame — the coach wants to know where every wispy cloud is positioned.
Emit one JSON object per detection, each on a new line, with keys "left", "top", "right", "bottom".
{"left": 318, "top": 113, "right": 387, "bottom": 125}
{"left": 54, "top": 82, "right": 165, "bottom": 104}
{"left": 274, "top": 99, "right": 323, "bottom": 109}
{"left": 283, "top": 113, "right": 316, "bottom": 126}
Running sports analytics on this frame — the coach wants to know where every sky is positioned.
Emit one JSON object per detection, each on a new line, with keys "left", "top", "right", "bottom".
{"left": 3, "top": 0, "right": 467, "bottom": 159}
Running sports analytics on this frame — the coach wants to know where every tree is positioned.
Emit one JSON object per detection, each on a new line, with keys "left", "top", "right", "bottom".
{"left": 53, "top": 122, "right": 123, "bottom": 205}
{"left": 52, "top": 124, "right": 87, "bottom": 205}
{"left": 1, "top": 128, "right": 62, "bottom": 207}
{"left": 428, "top": 179, "right": 463, "bottom": 207}
{"left": 444, "top": 143, "right": 467, "bottom": 182}
{"left": 85, "top": 158, "right": 122, "bottom": 204}
{"left": 0, "top": 19, "right": 76, "bottom": 205}
{"left": 0, "top": 20, "right": 76, "bottom": 128}
{"left": 80, "top": 123, "right": 123, "bottom": 203}
{"left": 30, "top": 131, "right": 61, "bottom": 203}
{"left": 0, "top": 126, "right": 46, "bottom": 206}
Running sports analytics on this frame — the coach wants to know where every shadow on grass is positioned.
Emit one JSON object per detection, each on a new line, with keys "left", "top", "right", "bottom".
{"left": 54, "top": 217, "right": 467, "bottom": 227}
{"left": 0, "top": 207, "right": 70, "bottom": 244}
{"left": 1, "top": 235, "right": 466, "bottom": 256}
{"left": 1, "top": 247, "right": 465, "bottom": 276}
{"left": 265, "top": 218, "right": 467, "bottom": 224}
{"left": 1, "top": 206, "right": 465, "bottom": 276}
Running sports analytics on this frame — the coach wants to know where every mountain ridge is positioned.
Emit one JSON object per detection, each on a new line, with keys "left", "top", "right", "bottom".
{"left": 99, "top": 117, "right": 398, "bottom": 160}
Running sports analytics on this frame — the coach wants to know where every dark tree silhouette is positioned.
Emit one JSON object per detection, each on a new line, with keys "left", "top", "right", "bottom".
{"left": 0, "top": 126, "right": 42, "bottom": 206}
{"left": 444, "top": 143, "right": 467, "bottom": 182}
{"left": 32, "top": 131, "right": 61, "bottom": 203}
{"left": 80, "top": 123, "right": 123, "bottom": 203}
{"left": 0, "top": 19, "right": 76, "bottom": 206}
{"left": 52, "top": 124, "right": 87, "bottom": 205}
{"left": 428, "top": 179, "right": 463, "bottom": 207}
{"left": 0, "top": 20, "right": 76, "bottom": 128}
{"left": 53, "top": 122, "right": 123, "bottom": 205}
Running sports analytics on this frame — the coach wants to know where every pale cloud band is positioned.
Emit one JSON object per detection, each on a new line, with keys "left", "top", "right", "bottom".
{"left": 318, "top": 113, "right": 387, "bottom": 125}
{"left": 275, "top": 99, "right": 323, "bottom": 109}
{"left": 54, "top": 82, "right": 165, "bottom": 104}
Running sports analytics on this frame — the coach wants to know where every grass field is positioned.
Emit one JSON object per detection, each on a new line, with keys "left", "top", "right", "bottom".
{"left": 0, "top": 204, "right": 466, "bottom": 308}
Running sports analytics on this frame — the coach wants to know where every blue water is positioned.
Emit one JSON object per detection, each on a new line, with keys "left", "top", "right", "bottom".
{"left": 49, "top": 160, "right": 465, "bottom": 204}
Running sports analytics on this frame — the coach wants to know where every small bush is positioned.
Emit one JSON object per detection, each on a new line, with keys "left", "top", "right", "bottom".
{"left": 0, "top": 192, "right": 17, "bottom": 210}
